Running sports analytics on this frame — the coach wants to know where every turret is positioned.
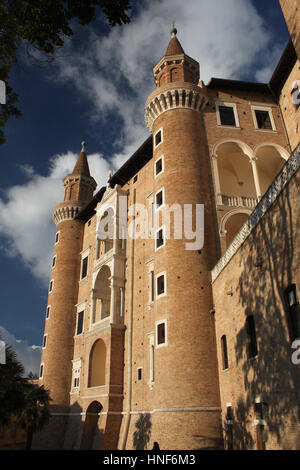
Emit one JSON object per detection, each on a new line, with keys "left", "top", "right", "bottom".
{"left": 142, "top": 29, "right": 223, "bottom": 449}
{"left": 35, "top": 143, "right": 97, "bottom": 449}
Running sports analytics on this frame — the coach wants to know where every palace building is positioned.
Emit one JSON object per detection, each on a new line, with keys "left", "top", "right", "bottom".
{"left": 35, "top": 0, "right": 300, "bottom": 450}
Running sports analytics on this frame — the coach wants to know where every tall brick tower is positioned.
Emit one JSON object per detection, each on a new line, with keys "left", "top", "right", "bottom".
{"left": 279, "top": 0, "right": 300, "bottom": 60}
{"left": 137, "top": 28, "right": 222, "bottom": 449}
{"left": 35, "top": 143, "right": 97, "bottom": 449}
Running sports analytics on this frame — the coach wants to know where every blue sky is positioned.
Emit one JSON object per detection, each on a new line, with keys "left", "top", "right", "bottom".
{"left": 0, "top": 0, "right": 289, "bottom": 375}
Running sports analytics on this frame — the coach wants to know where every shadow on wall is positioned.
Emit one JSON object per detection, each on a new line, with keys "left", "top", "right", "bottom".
{"left": 232, "top": 177, "right": 300, "bottom": 449}
{"left": 133, "top": 413, "right": 152, "bottom": 450}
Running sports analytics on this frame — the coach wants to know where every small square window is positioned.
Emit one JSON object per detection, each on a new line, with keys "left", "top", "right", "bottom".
{"left": 157, "top": 274, "right": 165, "bottom": 297}
{"left": 255, "top": 110, "right": 272, "bottom": 130}
{"left": 81, "top": 257, "right": 88, "bottom": 279}
{"left": 218, "top": 105, "right": 236, "bottom": 126}
{"left": 76, "top": 311, "right": 84, "bottom": 335}
{"left": 157, "top": 322, "right": 166, "bottom": 345}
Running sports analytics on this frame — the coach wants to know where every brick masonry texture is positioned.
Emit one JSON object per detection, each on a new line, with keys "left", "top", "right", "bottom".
{"left": 34, "top": 3, "right": 300, "bottom": 451}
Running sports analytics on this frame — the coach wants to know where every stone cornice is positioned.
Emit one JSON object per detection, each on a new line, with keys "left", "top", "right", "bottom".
{"left": 53, "top": 204, "right": 83, "bottom": 224}
{"left": 212, "top": 144, "right": 300, "bottom": 283}
{"left": 145, "top": 83, "right": 207, "bottom": 130}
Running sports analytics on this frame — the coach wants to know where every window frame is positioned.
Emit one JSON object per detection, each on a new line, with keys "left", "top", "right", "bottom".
{"left": 216, "top": 101, "right": 240, "bottom": 128}
{"left": 155, "top": 225, "right": 166, "bottom": 251}
{"left": 156, "top": 319, "right": 168, "bottom": 348}
{"left": 76, "top": 310, "right": 84, "bottom": 336}
{"left": 251, "top": 105, "right": 276, "bottom": 132}
{"left": 81, "top": 256, "right": 88, "bottom": 280}
{"left": 154, "top": 187, "right": 165, "bottom": 211}
{"left": 154, "top": 155, "right": 164, "bottom": 178}
{"left": 154, "top": 128, "right": 163, "bottom": 149}
{"left": 156, "top": 271, "right": 167, "bottom": 299}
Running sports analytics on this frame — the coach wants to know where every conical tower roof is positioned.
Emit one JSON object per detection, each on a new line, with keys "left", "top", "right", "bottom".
{"left": 165, "top": 27, "right": 184, "bottom": 56}
{"left": 71, "top": 141, "right": 91, "bottom": 177}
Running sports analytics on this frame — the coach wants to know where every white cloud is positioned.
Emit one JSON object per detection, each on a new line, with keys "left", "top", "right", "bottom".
{"left": 45, "top": 0, "right": 284, "bottom": 168}
{"left": 0, "top": 151, "right": 110, "bottom": 283}
{"left": 0, "top": 326, "right": 42, "bottom": 377}
{"left": 0, "top": 0, "right": 286, "bottom": 288}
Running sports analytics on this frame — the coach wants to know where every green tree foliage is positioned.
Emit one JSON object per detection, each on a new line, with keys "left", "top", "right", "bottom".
{"left": 0, "top": 335, "right": 52, "bottom": 449}
{"left": 0, "top": 0, "right": 131, "bottom": 143}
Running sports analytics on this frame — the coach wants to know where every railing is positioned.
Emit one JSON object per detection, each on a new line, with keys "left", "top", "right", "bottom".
{"left": 218, "top": 194, "right": 259, "bottom": 209}
{"left": 212, "top": 143, "right": 300, "bottom": 283}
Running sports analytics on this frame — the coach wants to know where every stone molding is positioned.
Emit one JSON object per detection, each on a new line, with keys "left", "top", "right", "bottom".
{"left": 145, "top": 85, "right": 207, "bottom": 130}
{"left": 53, "top": 205, "right": 82, "bottom": 224}
{"left": 212, "top": 144, "right": 300, "bottom": 283}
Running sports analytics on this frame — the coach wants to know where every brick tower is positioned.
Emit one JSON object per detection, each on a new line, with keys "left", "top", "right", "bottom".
{"left": 121, "top": 29, "right": 223, "bottom": 449}
{"left": 35, "top": 143, "right": 97, "bottom": 449}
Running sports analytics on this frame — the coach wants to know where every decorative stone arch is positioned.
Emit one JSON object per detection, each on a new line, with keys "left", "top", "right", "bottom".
{"left": 253, "top": 142, "right": 289, "bottom": 161}
{"left": 212, "top": 138, "right": 254, "bottom": 160}
{"left": 211, "top": 139, "right": 261, "bottom": 203}
{"left": 253, "top": 143, "right": 289, "bottom": 196}
{"left": 91, "top": 264, "right": 112, "bottom": 323}
{"left": 88, "top": 339, "right": 107, "bottom": 387}
{"left": 220, "top": 208, "right": 252, "bottom": 250}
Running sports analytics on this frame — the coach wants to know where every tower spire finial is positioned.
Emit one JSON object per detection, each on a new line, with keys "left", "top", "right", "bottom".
{"left": 170, "top": 21, "right": 177, "bottom": 38}
{"left": 81, "top": 140, "right": 86, "bottom": 152}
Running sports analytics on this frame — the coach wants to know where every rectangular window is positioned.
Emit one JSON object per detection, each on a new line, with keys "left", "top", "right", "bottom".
{"left": 55, "top": 232, "right": 59, "bottom": 243}
{"left": 155, "top": 156, "right": 164, "bottom": 177}
{"left": 49, "top": 280, "right": 53, "bottom": 293}
{"left": 255, "top": 110, "right": 272, "bottom": 130}
{"left": 52, "top": 256, "right": 56, "bottom": 268}
{"left": 156, "top": 227, "right": 165, "bottom": 250}
{"left": 39, "top": 364, "right": 44, "bottom": 378}
{"left": 42, "top": 335, "right": 47, "bottom": 348}
{"left": 155, "top": 189, "right": 164, "bottom": 208}
{"left": 155, "top": 130, "right": 162, "bottom": 147}
{"left": 218, "top": 105, "right": 236, "bottom": 126}
{"left": 138, "top": 368, "right": 142, "bottom": 380}
{"left": 74, "top": 377, "right": 80, "bottom": 388}
{"left": 76, "top": 311, "right": 84, "bottom": 335}
{"left": 81, "top": 256, "right": 88, "bottom": 279}
{"left": 133, "top": 174, "right": 138, "bottom": 183}
{"left": 157, "top": 321, "right": 167, "bottom": 346}
{"left": 156, "top": 273, "right": 166, "bottom": 297}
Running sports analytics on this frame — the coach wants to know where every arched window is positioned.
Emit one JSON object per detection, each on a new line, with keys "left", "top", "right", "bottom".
{"left": 246, "top": 315, "right": 258, "bottom": 359}
{"left": 88, "top": 339, "right": 106, "bottom": 387}
{"left": 221, "top": 335, "right": 229, "bottom": 370}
